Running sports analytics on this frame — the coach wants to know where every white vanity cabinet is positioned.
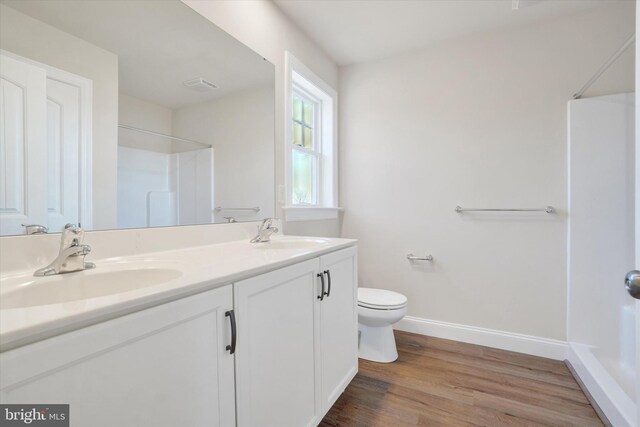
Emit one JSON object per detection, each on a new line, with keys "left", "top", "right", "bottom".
{"left": 0, "top": 285, "right": 236, "bottom": 427}
{"left": 234, "top": 246, "right": 358, "bottom": 427}
{"left": 0, "top": 244, "right": 358, "bottom": 427}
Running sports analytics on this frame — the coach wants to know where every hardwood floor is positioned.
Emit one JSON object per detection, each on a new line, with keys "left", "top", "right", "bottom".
{"left": 320, "top": 331, "right": 603, "bottom": 427}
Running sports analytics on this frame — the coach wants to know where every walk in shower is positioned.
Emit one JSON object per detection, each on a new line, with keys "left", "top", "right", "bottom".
{"left": 568, "top": 92, "right": 637, "bottom": 426}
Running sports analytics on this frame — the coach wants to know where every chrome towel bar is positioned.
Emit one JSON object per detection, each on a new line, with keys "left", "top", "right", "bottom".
{"left": 407, "top": 253, "right": 433, "bottom": 261}
{"left": 454, "top": 206, "right": 555, "bottom": 214}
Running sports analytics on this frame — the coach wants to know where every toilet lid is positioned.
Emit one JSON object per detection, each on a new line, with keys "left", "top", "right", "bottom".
{"left": 358, "top": 288, "right": 407, "bottom": 310}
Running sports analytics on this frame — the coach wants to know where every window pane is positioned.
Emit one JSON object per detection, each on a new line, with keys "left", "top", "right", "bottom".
{"left": 292, "top": 150, "right": 317, "bottom": 205}
{"left": 303, "top": 126, "right": 312, "bottom": 149}
{"left": 303, "top": 101, "right": 313, "bottom": 126}
{"left": 293, "top": 122, "right": 303, "bottom": 146}
{"left": 293, "top": 95, "right": 302, "bottom": 122}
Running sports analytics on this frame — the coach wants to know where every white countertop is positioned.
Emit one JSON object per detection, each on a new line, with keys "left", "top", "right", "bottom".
{"left": 0, "top": 235, "right": 357, "bottom": 352}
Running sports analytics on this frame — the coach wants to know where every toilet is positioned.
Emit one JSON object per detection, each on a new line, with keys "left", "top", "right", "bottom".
{"left": 357, "top": 288, "right": 408, "bottom": 363}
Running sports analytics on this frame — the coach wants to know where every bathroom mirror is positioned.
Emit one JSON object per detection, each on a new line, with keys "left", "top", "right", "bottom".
{"left": 0, "top": 0, "right": 275, "bottom": 236}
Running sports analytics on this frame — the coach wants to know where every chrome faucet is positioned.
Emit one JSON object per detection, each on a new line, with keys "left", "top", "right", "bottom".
{"left": 250, "top": 218, "right": 279, "bottom": 243}
{"left": 34, "top": 224, "right": 96, "bottom": 276}
{"left": 22, "top": 224, "right": 48, "bottom": 235}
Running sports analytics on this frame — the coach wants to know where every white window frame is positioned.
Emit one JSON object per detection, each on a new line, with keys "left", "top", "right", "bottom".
{"left": 284, "top": 51, "right": 341, "bottom": 221}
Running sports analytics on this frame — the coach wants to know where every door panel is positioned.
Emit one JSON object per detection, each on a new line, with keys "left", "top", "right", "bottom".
{"left": 234, "top": 259, "right": 321, "bottom": 427}
{"left": 319, "top": 247, "right": 358, "bottom": 411}
{"left": 46, "top": 78, "right": 81, "bottom": 230}
{"left": 0, "top": 286, "right": 236, "bottom": 427}
{"left": 0, "top": 54, "right": 47, "bottom": 235}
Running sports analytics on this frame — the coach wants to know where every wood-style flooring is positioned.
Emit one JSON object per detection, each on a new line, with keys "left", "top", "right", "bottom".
{"left": 320, "top": 331, "right": 603, "bottom": 427}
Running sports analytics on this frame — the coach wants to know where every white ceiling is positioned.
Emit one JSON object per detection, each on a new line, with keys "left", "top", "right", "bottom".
{"left": 274, "top": 0, "right": 621, "bottom": 66}
{"left": 2, "top": 0, "right": 274, "bottom": 109}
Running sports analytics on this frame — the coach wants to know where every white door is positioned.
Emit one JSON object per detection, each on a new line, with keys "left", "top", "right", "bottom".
{"left": 234, "top": 258, "right": 322, "bottom": 427}
{"left": 0, "top": 53, "right": 47, "bottom": 235}
{"left": 319, "top": 247, "right": 358, "bottom": 412}
{"left": 0, "top": 286, "right": 236, "bottom": 427}
{"left": 46, "top": 78, "right": 81, "bottom": 231}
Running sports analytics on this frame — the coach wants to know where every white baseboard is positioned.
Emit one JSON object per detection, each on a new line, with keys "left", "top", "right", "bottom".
{"left": 567, "top": 343, "right": 636, "bottom": 427}
{"left": 394, "top": 316, "right": 568, "bottom": 360}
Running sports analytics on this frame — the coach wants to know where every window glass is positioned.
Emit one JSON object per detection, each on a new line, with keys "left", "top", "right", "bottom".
{"left": 292, "top": 150, "right": 317, "bottom": 205}
{"left": 303, "top": 101, "right": 313, "bottom": 126}
{"left": 292, "top": 92, "right": 315, "bottom": 150}
{"left": 293, "top": 95, "right": 303, "bottom": 122}
{"left": 293, "top": 122, "right": 303, "bottom": 146}
{"left": 303, "top": 126, "right": 312, "bottom": 149}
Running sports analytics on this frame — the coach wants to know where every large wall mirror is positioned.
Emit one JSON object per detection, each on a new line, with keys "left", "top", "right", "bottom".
{"left": 0, "top": 0, "right": 275, "bottom": 236}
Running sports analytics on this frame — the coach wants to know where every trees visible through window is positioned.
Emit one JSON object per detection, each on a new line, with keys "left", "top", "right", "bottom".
{"left": 291, "top": 90, "right": 320, "bottom": 205}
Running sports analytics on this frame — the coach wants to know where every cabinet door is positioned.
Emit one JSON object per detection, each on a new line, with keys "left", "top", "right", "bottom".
{"left": 319, "top": 246, "right": 358, "bottom": 411}
{"left": 0, "top": 286, "right": 235, "bottom": 427}
{"left": 234, "top": 258, "right": 322, "bottom": 427}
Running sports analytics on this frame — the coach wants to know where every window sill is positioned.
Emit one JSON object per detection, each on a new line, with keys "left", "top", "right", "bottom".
{"left": 282, "top": 206, "right": 344, "bottom": 222}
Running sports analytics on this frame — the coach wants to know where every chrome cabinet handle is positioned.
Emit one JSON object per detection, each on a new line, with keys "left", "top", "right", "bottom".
{"left": 625, "top": 270, "right": 640, "bottom": 299}
{"left": 317, "top": 273, "right": 325, "bottom": 301}
{"left": 225, "top": 310, "right": 237, "bottom": 354}
{"left": 323, "top": 270, "right": 331, "bottom": 298}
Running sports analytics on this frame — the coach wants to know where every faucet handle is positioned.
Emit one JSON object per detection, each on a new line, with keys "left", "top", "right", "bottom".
{"left": 60, "top": 223, "right": 85, "bottom": 250}
{"left": 22, "top": 224, "right": 48, "bottom": 235}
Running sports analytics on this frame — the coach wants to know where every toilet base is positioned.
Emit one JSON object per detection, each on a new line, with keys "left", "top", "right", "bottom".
{"left": 358, "top": 323, "right": 398, "bottom": 363}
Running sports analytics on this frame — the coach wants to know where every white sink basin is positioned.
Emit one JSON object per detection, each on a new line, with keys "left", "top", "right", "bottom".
{"left": 254, "top": 238, "right": 329, "bottom": 251}
{"left": 1, "top": 267, "right": 183, "bottom": 309}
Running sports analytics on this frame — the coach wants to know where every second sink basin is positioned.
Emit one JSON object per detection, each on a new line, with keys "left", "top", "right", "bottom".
{"left": 0, "top": 267, "right": 183, "bottom": 310}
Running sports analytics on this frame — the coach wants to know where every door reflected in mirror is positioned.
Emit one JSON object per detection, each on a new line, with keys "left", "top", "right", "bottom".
{"left": 0, "top": 0, "right": 275, "bottom": 236}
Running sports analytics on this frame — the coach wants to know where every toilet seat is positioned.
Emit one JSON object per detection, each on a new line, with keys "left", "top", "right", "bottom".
{"left": 358, "top": 288, "right": 407, "bottom": 310}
